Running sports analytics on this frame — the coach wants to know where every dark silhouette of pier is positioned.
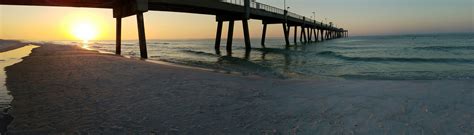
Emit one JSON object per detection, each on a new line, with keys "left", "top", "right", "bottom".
{"left": 1, "top": 0, "right": 349, "bottom": 58}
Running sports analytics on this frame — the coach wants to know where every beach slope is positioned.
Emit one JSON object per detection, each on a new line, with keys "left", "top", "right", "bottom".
{"left": 5, "top": 44, "right": 474, "bottom": 134}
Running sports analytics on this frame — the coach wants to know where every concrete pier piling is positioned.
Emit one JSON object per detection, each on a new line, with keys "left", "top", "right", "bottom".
{"left": 215, "top": 20, "right": 223, "bottom": 54}
{"left": 243, "top": 0, "right": 251, "bottom": 51}
{"left": 308, "top": 28, "right": 312, "bottom": 42}
{"left": 294, "top": 26, "right": 298, "bottom": 45}
{"left": 226, "top": 20, "right": 235, "bottom": 54}
{"left": 261, "top": 23, "right": 267, "bottom": 48}
{"left": 242, "top": 19, "right": 251, "bottom": 51}
{"left": 136, "top": 12, "right": 147, "bottom": 59}
{"left": 115, "top": 17, "right": 122, "bottom": 55}
{"left": 283, "top": 23, "right": 290, "bottom": 47}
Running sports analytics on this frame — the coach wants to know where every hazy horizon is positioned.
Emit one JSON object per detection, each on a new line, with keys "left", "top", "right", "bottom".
{"left": 1, "top": 32, "right": 471, "bottom": 41}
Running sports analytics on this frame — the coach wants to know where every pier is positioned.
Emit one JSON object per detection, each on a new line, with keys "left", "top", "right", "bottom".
{"left": 1, "top": 0, "right": 349, "bottom": 58}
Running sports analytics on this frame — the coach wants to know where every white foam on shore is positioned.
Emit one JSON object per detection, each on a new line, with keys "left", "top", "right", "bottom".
{"left": 0, "top": 45, "right": 39, "bottom": 109}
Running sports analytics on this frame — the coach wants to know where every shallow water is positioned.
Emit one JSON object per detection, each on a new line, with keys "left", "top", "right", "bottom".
{"left": 0, "top": 45, "right": 39, "bottom": 109}
{"left": 54, "top": 33, "right": 474, "bottom": 80}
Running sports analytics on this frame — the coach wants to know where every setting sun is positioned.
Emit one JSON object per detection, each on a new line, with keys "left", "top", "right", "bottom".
{"left": 71, "top": 21, "right": 98, "bottom": 43}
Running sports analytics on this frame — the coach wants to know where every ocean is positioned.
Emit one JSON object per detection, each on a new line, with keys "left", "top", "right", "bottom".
{"left": 54, "top": 33, "right": 474, "bottom": 80}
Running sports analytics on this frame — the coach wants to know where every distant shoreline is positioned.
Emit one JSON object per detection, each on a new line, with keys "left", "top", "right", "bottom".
{"left": 0, "top": 40, "right": 29, "bottom": 53}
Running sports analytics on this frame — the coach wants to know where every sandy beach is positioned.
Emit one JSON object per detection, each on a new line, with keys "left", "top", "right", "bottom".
{"left": 3, "top": 44, "right": 474, "bottom": 134}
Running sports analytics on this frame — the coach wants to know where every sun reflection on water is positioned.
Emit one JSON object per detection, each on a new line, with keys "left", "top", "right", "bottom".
{"left": 81, "top": 40, "right": 90, "bottom": 49}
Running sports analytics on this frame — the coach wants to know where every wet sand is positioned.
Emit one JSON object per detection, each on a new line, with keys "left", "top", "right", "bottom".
{"left": 5, "top": 44, "right": 474, "bottom": 134}
{"left": 0, "top": 45, "right": 39, "bottom": 106}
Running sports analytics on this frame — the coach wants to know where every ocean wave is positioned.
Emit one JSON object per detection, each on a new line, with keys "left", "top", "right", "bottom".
{"left": 413, "top": 46, "right": 474, "bottom": 51}
{"left": 340, "top": 74, "right": 474, "bottom": 80}
{"left": 156, "top": 56, "right": 284, "bottom": 78}
{"left": 181, "top": 50, "right": 219, "bottom": 57}
{"left": 92, "top": 43, "right": 136, "bottom": 46}
{"left": 325, "top": 46, "right": 377, "bottom": 50}
{"left": 340, "top": 70, "right": 474, "bottom": 80}
{"left": 317, "top": 51, "right": 474, "bottom": 63}
{"left": 254, "top": 48, "right": 303, "bottom": 55}
{"left": 150, "top": 42, "right": 171, "bottom": 45}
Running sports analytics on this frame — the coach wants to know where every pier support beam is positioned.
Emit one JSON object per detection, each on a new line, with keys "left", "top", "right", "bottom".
{"left": 283, "top": 23, "right": 290, "bottom": 47}
{"left": 329, "top": 31, "right": 331, "bottom": 39}
{"left": 243, "top": 0, "right": 251, "bottom": 51}
{"left": 261, "top": 23, "right": 267, "bottom": 48}
{"left": 325, "top": 30, "right": 329, "bottom": 40}
{"left": 308, "top": 28, "right": 312, "bottom": 42}
{"left": 327, "top": 30, "right": 330, "bottom": 40}
{"left": 328, "top": 31, "right": 331, "bottom": 40}
{"left": 226, "top": 20, "right": 235, "bottom": 54}
{"left": 303, "top": 27, "right": 307, "bottom": 43}
{"left": 332, "top": 31, "right": 335, "bottom": 39}
{"left": 314, "top": 29, "right": 319, "bottom": 42}
{"left": 136, "top": 12, "right": 148, "bottom": 59}
{"left": 320, "top": 29, "right": 324, "bottom": 41}
{"left": 300, "top": 26, "right": 304, "bottom": 43}
{"left": 215, "top": 20, "right": 223, "bottom": 54}
{"left": 116, "top": 17, "right": 122, "bottom": 55}
{"left": 242, "top": 19, "right": 251, "bottom": 51}
{"left": 294, "top": 26, "right": 297, "bottom": 45}
{"left": 312, "top": 28, "right": 316, "bottom": 42}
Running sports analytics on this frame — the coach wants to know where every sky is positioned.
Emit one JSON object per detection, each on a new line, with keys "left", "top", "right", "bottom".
{"left": 0, "top": 0, "right": 473, "bottom": 40}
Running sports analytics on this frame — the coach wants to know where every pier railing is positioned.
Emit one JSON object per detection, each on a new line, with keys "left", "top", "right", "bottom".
{"left": 255, "top": 2, "right": 285, "bottom": 15}
{"left": 287, "top": 12, "right": 303, "bottom": 20}
{"left": 220, "top": 0, "right": 245, "bottom": 6}
{"left": 220, "top": 0, "right": 284, "bottom": 15}
{"left": 220, "top": 0, "right": 332, "bottom": 28}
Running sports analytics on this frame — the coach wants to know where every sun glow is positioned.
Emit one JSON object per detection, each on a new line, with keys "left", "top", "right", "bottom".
{"left": 71, "top": 21, "right": 98, "bottom": 43}
{"left": 61, "top": 10, "right": 105, "bottom": 43}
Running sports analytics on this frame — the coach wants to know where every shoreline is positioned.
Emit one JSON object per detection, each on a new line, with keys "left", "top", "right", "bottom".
{"left": 81, "top": 44, "right": 292, "bottom": 79}
{"left": 83, "top": 45, "right": 265, "bottom": 79}
{"left": 0, "top": 45, "right": 39, "bottom": 108}
{"left": 4, "top": 43, "right": 474, "bottom": 134}
{"left": 0, "top": 42, "right": 38, "bottom": 134}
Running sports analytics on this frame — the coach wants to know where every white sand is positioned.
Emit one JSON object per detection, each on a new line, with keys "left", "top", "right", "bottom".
{"left": 5, "top": 44, "right": 474, "bottom": 134}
